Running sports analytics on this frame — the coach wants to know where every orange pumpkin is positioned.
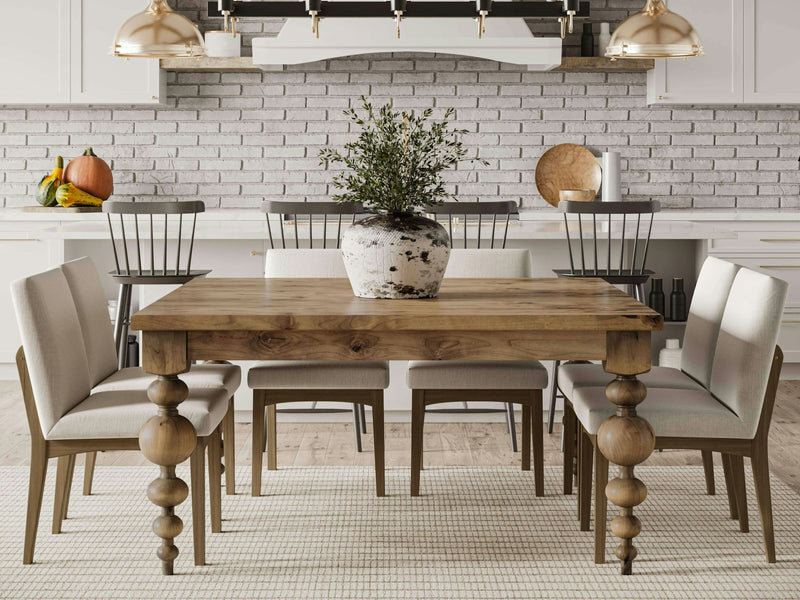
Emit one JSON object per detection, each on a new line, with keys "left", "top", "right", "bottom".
{"left": 63, "top": 148, "right": 113, "bottom": 200}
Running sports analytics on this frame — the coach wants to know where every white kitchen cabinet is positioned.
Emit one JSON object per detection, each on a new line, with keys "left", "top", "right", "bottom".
{"left": 647, "top": 0, "right": 800, "bottom": 105}
{"left": 647, "top": 0, "right": 743, "bottom": 105}
{"left": 0, "top": 0, "right": 164, "bottom": 105}
{"left": 744, "top": 0, "right": 800, "bottom": 103}
{"left": 71, "top": 0, "right": 164, "bottom": 104}
{"left": 0, "top": 1, "right": 71, "bottom": 104}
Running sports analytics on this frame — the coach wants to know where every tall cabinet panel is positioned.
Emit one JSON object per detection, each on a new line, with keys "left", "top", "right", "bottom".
{"left": 647, "top": 0, "right": 743, "bottom": 105}
{"left": 0, "top": 1, "right": 70, "bottom": 104}
{"left": 71, "top": 0, "right": 164, "bottom": 104}
{"left": 744, "top": 0, "right": 800, "bottom": 103}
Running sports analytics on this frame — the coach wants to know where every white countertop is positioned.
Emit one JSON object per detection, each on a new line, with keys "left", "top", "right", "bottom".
{"left": 1, "top": 207, "right": 796, "bottom": 241}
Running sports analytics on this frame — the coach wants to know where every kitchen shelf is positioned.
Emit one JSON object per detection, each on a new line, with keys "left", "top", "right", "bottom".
{"left": 160, "top": 55, "right": 655, "bottom": 73}
{"left": 554, "top": 57, "right": 654, "bottom": 72}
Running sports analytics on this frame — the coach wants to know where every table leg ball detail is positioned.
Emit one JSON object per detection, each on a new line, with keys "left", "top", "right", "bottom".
{"left": 140, "top": 376, "right": 197, "bottom": 575}
{"left": 597, "top": 376, "right": 655, "bottom": 575}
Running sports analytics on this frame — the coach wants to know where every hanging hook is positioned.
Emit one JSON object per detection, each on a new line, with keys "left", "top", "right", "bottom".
{"left": 306, "top": 0, "right": 322, "bottom": 38}
{"left": 475, "top": 0, "right": 491, "bottom": 39}
{"left": 391, "top": 0, "right": 407, "bottom": 39}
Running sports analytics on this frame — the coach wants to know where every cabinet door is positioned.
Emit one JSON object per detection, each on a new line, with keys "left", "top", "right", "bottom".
{"left": 647, "top": 0, "right": 743, "bottom": 105}
{"left": 71, "top": 0, "right": 164, "bottom": 104}
{"left": 0, "top": 1, "right": 70, "bottom": 104}
{"left": 0, "top": 239, "right": 57, "bottom": 365}
{"left": 744, "top": 0, "right": 800, "bottom": 103}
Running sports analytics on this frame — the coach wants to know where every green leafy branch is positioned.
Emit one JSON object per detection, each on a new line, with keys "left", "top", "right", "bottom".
{"left": 319, "top": 96, "right": 488, "bottom": 213}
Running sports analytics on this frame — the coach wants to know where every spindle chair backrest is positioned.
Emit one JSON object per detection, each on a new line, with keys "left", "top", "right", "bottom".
{"left": 559, "top": 200, "right": 660, "bottom": 280}
{"left": 102, "top": 201, "right": 205, "bottom": 279}
{"left": 262, "top": 200, "right": 365, "bottom": 250}
{"left": 425, "top": 201, "right": 519, "bottom": 249}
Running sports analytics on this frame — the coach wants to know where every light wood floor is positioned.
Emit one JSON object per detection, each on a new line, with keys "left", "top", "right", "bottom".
{"left": 2, "top": 380, "right": 799, "bottom": 493}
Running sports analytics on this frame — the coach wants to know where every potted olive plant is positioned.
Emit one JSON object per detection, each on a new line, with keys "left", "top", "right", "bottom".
{"left": 320, "top": 97, "right": 484, "bottom": 299}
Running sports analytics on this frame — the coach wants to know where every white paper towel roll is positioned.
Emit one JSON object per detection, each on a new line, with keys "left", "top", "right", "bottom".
{"left": 601, "top": 151, "right": 621, "bottom": 202}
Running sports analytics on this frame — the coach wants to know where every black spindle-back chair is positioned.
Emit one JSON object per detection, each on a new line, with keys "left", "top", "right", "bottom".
{"left": 549, "top": 200, "right": 661, "bottom": 434}
{"left": 103, "top": 200, "right": 209, "bottom": 370}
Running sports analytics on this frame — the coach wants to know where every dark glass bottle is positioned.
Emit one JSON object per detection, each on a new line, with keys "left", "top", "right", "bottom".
{"left": 581, "top": 22, "right": 595, "bottom": 57}
{"left": 648, "top": 277, "right": 665, "bottom": 316}
{"left": 127, "top": 335, "right": 140, "bottom": 367}
{"left": 670, "top": 277, "right": 687, "bottom": 322}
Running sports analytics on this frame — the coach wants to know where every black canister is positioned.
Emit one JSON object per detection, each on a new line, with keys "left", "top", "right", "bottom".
{"left": 648, "top": 277, "right": 665, "bottom": 316}
{"left": 670, "top": 277, "right": 688, "bottom": 322}
{"left": 581, "top": 23, "right": 595, "bottom": 57}
{"left": 127, "top": 335, "right": 140, "bottom": 368}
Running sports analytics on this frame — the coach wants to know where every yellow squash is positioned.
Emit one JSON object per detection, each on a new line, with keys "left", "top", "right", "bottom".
{"left": 55, "top": 183, "right": 104, "bottom": 208}
{"left": 35, "top": 156, "right": 63, "bottom": 207}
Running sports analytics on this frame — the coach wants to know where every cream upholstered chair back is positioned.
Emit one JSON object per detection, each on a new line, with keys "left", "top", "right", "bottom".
{"left": 710, "top": 267, "right": 788, "bottom": 439}
{"left": 444, "top": 249, "right": 532, "bottom": 279}
{"left": 11, "top": 267, "right": 92, "bottom": 436}
{"left": 61, "top": 257, "right": 118, "bottom": 387}
{"left": 680, "top": 257, "right": 741, "bottom": 387}
{"left": 264, "top": 248, "right": 347, "bottom": 279}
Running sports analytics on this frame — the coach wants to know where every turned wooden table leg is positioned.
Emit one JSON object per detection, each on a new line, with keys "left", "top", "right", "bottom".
{"left": 138, "top": 331, "right": 194, "bottom": 576}
{"left": 597, "top": 331, "right": 655, "bottom": 576}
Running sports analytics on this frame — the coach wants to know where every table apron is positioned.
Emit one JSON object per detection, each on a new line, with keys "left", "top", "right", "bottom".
{"left": 185, "top": 329, "right": 608, "bottom": 361}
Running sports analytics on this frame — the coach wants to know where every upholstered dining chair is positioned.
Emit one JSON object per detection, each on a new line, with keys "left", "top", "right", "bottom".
{"left": 407, "top": 248, "right": 548, "bottom": 497}
{"left": 559, "top": 256, "right": 741, "bottom": 500}
{"left": 60, "top": 257, "right": 240, "bottom": 498}
{"left": 12, "top": 261, "right": 239, "bottom": 566}
{"left": 548, "top": 200, "right": 661, "bottom": 434}
{"left": 248, "top": 247, "right": 389, "bottom": 497}
{"left": 570, "top": 266, "right": 787, "bottom": 564}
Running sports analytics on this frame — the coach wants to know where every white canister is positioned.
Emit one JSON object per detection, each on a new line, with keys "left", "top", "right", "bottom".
{"left": 601, "top": 151, "right": 621, "bottom": 202}
{"left": 204, "top": 30, "right": 242, "bottom": 58}
{"left": 659, "top": 338, "right": 682, "bottom": 369}
{"left": 598, "top": 23, "right": 611, "bottom": 56}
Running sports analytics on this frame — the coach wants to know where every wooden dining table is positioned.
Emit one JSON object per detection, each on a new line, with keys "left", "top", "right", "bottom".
{"left": 131, "top": 277, "right": 663, "bottom": 576}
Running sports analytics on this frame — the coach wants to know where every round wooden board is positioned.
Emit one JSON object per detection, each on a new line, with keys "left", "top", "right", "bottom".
{"left": 535, "top": 144, "right": 602, "bottom": 207}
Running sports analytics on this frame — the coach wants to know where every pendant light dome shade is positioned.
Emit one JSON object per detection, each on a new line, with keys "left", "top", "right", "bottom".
{"left": 605, "top": 0, "right": 703, "bottom": 59}
{"left": 113, "top": 0, "right": 206, "bottom": 58}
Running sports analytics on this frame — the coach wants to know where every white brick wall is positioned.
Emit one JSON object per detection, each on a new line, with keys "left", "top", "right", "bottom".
{"left": 0, "top": 0, "right": 798, "bottom": 209}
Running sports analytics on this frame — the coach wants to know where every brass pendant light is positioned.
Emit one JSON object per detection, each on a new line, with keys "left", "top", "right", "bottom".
{"left": 605, "top": 0, "right": 703, "bottom": 59}
{"left": 113, "top": 0, "right": 206, "bottom": 58}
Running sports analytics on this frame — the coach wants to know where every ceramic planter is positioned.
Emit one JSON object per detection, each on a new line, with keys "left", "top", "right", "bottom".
{"left": 341, "top": 212, "right": 450, "bottom": 299}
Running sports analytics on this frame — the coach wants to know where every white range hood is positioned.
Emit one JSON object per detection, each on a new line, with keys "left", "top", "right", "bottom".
{"left": 252, "top": 18, "right": 562, "bottom": 70}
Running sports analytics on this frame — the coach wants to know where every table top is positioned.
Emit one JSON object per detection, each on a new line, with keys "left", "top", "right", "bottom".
{"left": 131, "top": 277, "right": 663, "bottom": 333}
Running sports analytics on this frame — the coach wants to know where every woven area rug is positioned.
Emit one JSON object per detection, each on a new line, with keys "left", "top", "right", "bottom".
{"left": 1, "top": 465, "right": 799, "bottom": 599}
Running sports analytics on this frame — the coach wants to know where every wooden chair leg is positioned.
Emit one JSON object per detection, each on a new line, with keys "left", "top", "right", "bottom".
{"left": 190, "top": 441, "right": 206, "bottom": 566}
{"left": 52, "top": 455, "right": 71, "bottom": 534}
{"left": 576, "top": 424, "right": 584, "bottom": 520}
{"left": 563, "top": 401, "right": 576, "bottom": 495}
{"left": 208, "top": 428, "right": 223, "bottom": 534}
{"left": 579, "top": 428, "right": 592, "bottom": 532}
{"left": 252, "top": 391, "right": 266, "bottom": 497}
{"left": 411, "top": 390, "right": 425, "bottom": 497}
{"left": 23, "top": 446, "right": 48, "bottom": 564}
{"left": 521, "top": 404, "right": 531, "bottom": 472}
{"left": 532, "top": 390, "right": 544, "bottom": 497}
{"left": 547, "top": 360, "right": 560, "bottom": 434}
{"left": 83, "top": 451, "right": 97, "bottom": 496}
{"left": 593, "top": 441, "right": 609, "bottom": 564}
{"left": 751, "top": 444, "right": 776, "bottom": 562}
{"left": 721, "top": 453, "right": 739, "bottom": 520}
{"left": 266, "top": 403, "right": 278, "bottom": 471}
{"left": 222, "top": 397, "right": 236, "bottom": 495}
{"left": 61, "top": 454, "right": 76, "bottom": 521}
{"left": 372, "top": 395, "right": 385, "bottom": 497}
{"left": 730, "top": 454, "right": 749, "bottom": 533}
{"left": 701, "top": 450, "right": 715, "bottom": 495}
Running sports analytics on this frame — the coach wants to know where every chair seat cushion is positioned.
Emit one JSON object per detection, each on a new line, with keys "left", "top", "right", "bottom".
{"left": 247, "top": 361, "right": 390, "bottom": 390}
{"left": 93, "top": 364, "right": 241, "bottom": 397}
{"left": 558, "top": 363, "right": 704, "bottom": 400}
{"left": 570, "top": 386, "right": 750, "bottom": 439}
{"left": 407, "top": 361, "right": 549, "bottom": 390}
{"left": 47, "top": 386, "right": 230, "bottom": 440}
